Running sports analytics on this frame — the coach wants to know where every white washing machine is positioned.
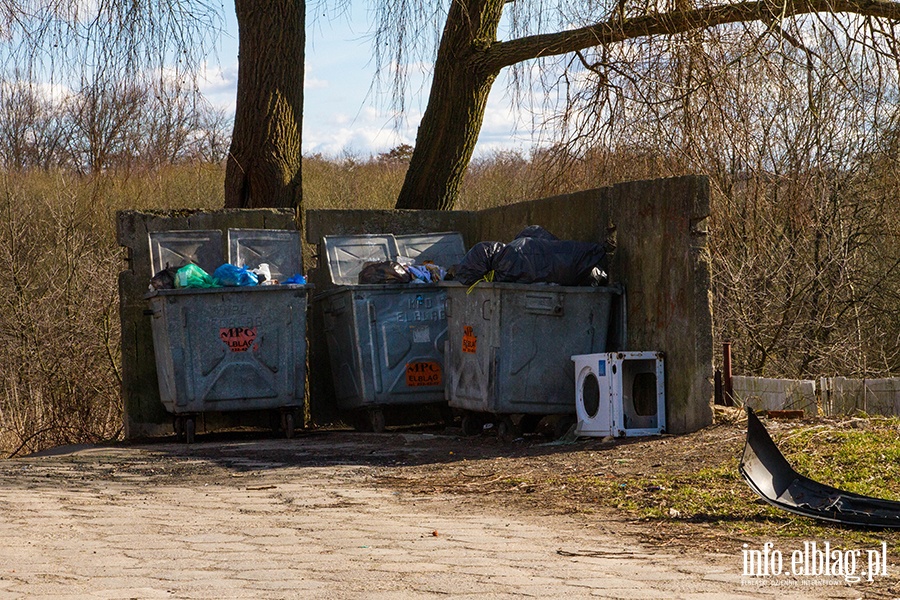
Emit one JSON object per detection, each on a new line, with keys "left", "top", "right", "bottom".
{"left": 572, "top": 351, "right": 666, "bottom": 437}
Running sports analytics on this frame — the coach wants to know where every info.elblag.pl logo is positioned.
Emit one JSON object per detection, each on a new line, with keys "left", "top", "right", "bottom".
{"left": 742, "top": 541, "right": 889, "bottom": 585}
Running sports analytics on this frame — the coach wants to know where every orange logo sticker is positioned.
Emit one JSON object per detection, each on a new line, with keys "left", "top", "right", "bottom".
{"left": 462, "top": 325, "right": 477, "bottom": 354}
{"left": 219, "top": 327, "right": 258, "bottom": 352}
{"left": 406, "top": 361, "right": 442, "bottom": 387}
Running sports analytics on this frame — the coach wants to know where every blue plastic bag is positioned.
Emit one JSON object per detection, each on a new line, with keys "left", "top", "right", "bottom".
{"left": 213, "top": 264, "right": 259, "bottom": 287}
{"left": 283, "top": 274, "right": 307, "bottom": 285}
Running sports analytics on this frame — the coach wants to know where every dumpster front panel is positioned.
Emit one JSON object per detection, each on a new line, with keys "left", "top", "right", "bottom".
{"left": 321, "top": 286, "right": 449, "bottom": 410}
{"left": 321, "top": 289, "right": 368, "bottom": 404}
{"left": 498, "top": 287, "right": 613, "bottom": 412}
{"left": 148, "top": 286, "right": 309, "bottom": 414}
{"left": 445, "top": 282, "right": 617, "bottom": 415}
{"left": 445, "top": 285, "right": 501, "bottom": 413}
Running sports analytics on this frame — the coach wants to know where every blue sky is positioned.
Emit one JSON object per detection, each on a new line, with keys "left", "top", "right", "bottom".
{"left": 198, "top": 3, "right": 536, "bottom": 157}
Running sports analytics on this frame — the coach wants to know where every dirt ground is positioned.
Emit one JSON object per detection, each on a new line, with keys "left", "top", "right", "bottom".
{"left": 1, "top": 417, "right": 899, "bottom": 598}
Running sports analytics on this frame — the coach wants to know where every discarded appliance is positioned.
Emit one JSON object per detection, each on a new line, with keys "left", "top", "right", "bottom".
{"left": 572, "top": 351, "right": 666, "bottom": 437}
{"left": 740, "top": 408, "right": 900, "bottom": 528}
{"left": 314, "top": 232, "right": 465, "bottom": 432}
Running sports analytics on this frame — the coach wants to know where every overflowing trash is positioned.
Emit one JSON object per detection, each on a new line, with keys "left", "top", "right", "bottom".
{"left": 449, "top": 226, "right": 610, "bottom": 286}
{"left": 149, "top": 262, "right": 306, "bottom": 290}
{"left": 348, "top": 225, "right": 606, "bottom": 288}
{"left": 357, "top": 260, "right": 412, "bottom": 285}
{"left": 174, "top": 263, "right": 218, "bottom": 289}
{"left": 357, "top": 259, "right": 448, "bottom": 285}
{"left": 214, "top": 263, "right": 259, "bottom": 287}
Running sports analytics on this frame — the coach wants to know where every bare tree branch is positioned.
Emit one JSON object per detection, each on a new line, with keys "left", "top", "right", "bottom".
{"left": 480, "top": 0, "right": 900, "bottom": 72}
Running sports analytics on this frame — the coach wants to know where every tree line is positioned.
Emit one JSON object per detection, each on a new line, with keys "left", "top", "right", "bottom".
{"left": 0, "top": 80, "right": 230, "bottom": 174}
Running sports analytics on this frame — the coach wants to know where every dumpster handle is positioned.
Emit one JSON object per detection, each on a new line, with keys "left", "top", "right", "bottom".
{"left": 481, "top": 300, "right": 492, "bottom": 320}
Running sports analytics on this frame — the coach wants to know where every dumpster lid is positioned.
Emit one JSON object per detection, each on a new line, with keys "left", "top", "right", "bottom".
{"left": 396, "top": 232, "right": 465, "bottom": 268}
{"left": 148, "top": 230, "right": 223, "bottom": 275}
{"left": 228, "top": 229, "right": 302, "bottom": 284}
{"left": 322, "top": 232, "right": 465, "bottom": 285}
{"left": 322, "top": 234, "right": 400, "bottom": 285}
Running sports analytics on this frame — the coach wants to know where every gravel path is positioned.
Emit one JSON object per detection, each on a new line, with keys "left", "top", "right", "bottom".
{"left": 0, "top": 434, "right": 871, "bottom": 599}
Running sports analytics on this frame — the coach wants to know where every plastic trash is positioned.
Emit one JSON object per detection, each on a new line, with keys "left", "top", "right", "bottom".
{"left": 492, "top": 236, "right": 607, "bottom": 286}
{"left": 408, "top": 263, "right": 446, "bottom": 284}
{"left": 251, "top": 263, "right": 273, "bottom": 285}
{"left": 451, "top": 226, "right": 607, "bottom": 286}
{"left": 514, "top": 225, "right": 559, "bottom": 241}
{"left": 284, "top": 274, "right": 307, "bottom": 285}
{"left": 451, "top": 241, "right": 505, "bottom": 285}
{"left": 175, "top": 264, "right": 219, "bottom": 289}
{"left": 358, "top": 261, "right": 412, "bottom": 284}
{"left": 213, "top": 263, "right": 259, "bottom": 287}
{"left": 149, "top": 265, "right": 179, "bottom": 290}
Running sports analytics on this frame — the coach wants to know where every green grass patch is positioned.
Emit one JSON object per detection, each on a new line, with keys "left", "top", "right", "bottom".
{"left": 578, "top": 419, "right": 900, "bottom": 549}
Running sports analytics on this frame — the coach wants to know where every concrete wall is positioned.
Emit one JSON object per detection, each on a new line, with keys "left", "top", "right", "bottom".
{"left": 118, "top": 175, "right": 713, "bottom": 437}
{"left": 117, "top": 209, "right": 298, "bottom": 439}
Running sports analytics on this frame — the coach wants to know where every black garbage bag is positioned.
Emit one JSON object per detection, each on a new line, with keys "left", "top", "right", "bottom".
{"left": 149, "top": 264, "right": 179, "bottom": 290}
{"left": 513, "top": 225, "right": 559, "bottom": 241}
{"left": 492, "top": 236, "right": 607, "bottom": 286}
{"left": 358, "top": 260, "right": 412, "bottom": 284}
{"left": 449, "top": 241, "right": 506, "bottom": 285}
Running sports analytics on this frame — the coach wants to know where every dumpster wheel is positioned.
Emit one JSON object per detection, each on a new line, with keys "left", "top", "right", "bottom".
{"left": 184, "top": 418, "right": 196, "bottom": 444}
{"left": 282, "top": 411, "right": 296, "bottom": 439}
{"left": 368, "top": 408, "right": 386, "bottom": 434}
{"left": 173, "top": 416, "right": 184, "bottom": 442}
{"left": 497, "top": 416, "right": 519, "bottom": 443}
{"left": 518, "top": 414, "right": 541, "bottom": 435}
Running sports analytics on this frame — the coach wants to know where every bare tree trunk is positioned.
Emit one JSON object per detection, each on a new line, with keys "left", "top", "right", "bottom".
{"left": 395, "top": 0, "right": 503, "bottom": 210}
{"left": 225, "top": 0, "right": 304, "bottom": 209}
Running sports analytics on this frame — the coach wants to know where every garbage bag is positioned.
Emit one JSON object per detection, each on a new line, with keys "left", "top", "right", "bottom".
{"left": 514, "top": 225, "right": 559, "bottom": 241}
{"left": 408, "top": 263, "right": 447, "bottom": 284}
{"left": 492, "top": 236, "right": 607, "bottom": 286}
{"left": 284, "top": 274, "right": 307, "bottom": 285}
{"left": 251, "top": 263, "right": 272, "bottom": 285}
{"left": 175, "top": 263, "right": 219, "bottom": 289}
{"left": 450, "top": 241, "right": 505, "bottom": 285}
{"left": 149, "top": 265, "right": 179, "bottom": 290}
{"left": 214, "top": 263, "right": 259, "bottom": 287}
{"left": 358, "top": 260, "right": 412, "bottom": 284}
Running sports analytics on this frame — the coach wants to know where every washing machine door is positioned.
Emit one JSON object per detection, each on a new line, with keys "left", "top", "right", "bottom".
{"left": 574, "top": 355, "right": 614, "bottom": 436}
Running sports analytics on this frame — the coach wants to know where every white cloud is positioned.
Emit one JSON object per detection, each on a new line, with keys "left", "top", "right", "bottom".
{"left": 303, "top": 105, "right": 417, "bottom": 155}
{"left": 197, "top": 61, "right": 239, "bottom": 111}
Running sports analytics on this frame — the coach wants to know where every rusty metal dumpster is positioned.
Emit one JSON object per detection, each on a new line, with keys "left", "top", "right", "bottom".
{"left": 443, "top": 281, "right": 621, "bottom": 440}
{"left": 145, "top": 229, "right": 310, "bottom": 442}
{"left": 314, "top": 232, "right": 465, "bottom": 432}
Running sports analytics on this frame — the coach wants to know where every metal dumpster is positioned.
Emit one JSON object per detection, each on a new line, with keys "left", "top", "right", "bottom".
{"left": 314, "top": 232, "right": 465, "bottom": 432}
{"left": 145, "top": 229, "right": 310, "bottom": 442}
{"left": 443, "top": 281, "right": 621, "bottom": 440}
